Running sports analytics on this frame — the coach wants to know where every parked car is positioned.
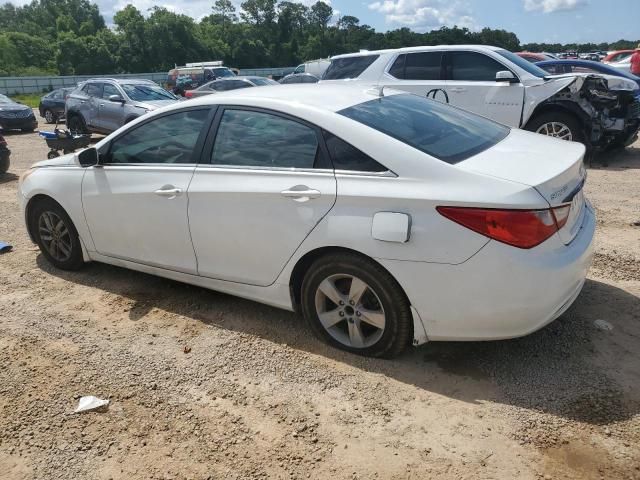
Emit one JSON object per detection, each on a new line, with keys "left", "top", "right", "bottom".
{"left": 609, "top": 56, "right": 633, "bottom": 73}
{"left": 39, "top": 87, "right": 74, "bottom": 124}
{"left": 536, "top": 59, "right": 640, "bottom": 89}
{"left": 293, "top": 59, "right": 330, "bottom": 77}
{"left": 19, "top": 84, "right": 595, "bottom": 358}
{"left": 516, "top": 52, "right": 552, "bottom": 63}
{"left": 603, "top": 50, "right": 635, "bottom": 64}
{"left": 279, "top": 73, "right": 320, "bottom": 84}
{"left": 0, "top": 94, "right": 37, "bottom": 132}
{"left": 167, "top": 62, "right": 236, "bottom": 95}
{"left": 184, "top": 76, "right": 278, "bottom": 98}
{"left": 65, "top": 79, "right": 179, "bottom": 134}
{"left": 322, "top": 45, "right": 640, "bottom": 150}
{"left": 0, "top": 128, "right": 10, "bottom": 174}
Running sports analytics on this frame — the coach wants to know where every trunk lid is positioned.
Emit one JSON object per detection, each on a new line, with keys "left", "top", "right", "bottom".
{"left": 458, "top": 129, "right": 587, "bottom": 245}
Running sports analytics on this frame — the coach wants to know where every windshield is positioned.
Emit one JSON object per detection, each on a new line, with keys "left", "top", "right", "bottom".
{"left": 212, "top": 68, "right": 235, "bottom": 78}
{"left": 496, "top": 49, "right": 549, "bottom": 78}
{"left": 0, "top": 94, "right": 12, "bottom": 103}
{"left": 339, "top": 93, "right": 509, "bottom": 164}
{"left": 121, "top": 84, "right": 176, "bottom": 101}
{"left": 251, "top": 78, "right": 278, "bottom": 86}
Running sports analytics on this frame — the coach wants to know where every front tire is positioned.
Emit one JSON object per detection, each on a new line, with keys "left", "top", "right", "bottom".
{"left": 30, "top": 199, "right": 84, "bottom": 270}
{"left": 301, "top": 253, "right": 412, "bottom": 358}
{"left": 526, "top": 112, "right": 584, "bottom": 144}
{"left": 0, "top": 155, "right": 9, "bottom": 174}
{"left": 67, "top": 114, "right": 88, "bottom": 134}
{"left": 44, "top": 109, "right": 55, "bottom": 124}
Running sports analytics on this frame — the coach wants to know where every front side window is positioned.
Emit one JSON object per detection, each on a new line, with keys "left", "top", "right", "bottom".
{"left": 339, "top": 93, "right": 509, "bottom": 164}
{"left": 322, "top": 131, "right": 387, "bottom": 172}
{"left": 84, "top": 83, "right": 102, "bottom": 97}
{"left": 323, "top": 55, "right": 380, "bottom": 80}
{"left": 212, "top": 109, "right": 319, "bottom": 169}
{"left": 450, "top": 52, "right": 507, "bottom": 82}
{"left": 107, "top": 110, "right": 209, "bottom": 165}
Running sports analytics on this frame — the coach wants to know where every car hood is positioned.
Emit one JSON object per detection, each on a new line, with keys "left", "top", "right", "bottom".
{"left": 0, "top": 104, "right": 32, "bottom": 112}
{"left": 136, "top": 100, "right": 179, "bottom": 110}
{"left": 32, "top": 152, "right": 77, "bottom": 168}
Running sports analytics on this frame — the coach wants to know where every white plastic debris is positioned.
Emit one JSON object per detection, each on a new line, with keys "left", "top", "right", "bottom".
{"left": 594, "top": 319, "right": 614, "bottom": 331}
{"left": 74, "top": 396, "right": 109, "bottom": 413}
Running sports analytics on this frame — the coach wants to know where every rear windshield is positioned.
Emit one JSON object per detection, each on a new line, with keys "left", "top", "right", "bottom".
{"left": 251, "top": 78, "right": 278, "bottom": 86}
{"left": 323, "top": 55, "right": 380, "bottom": 80}
{"left": 339, "top": 93, "right": 510, "bottom": 164}
{"left": 121, "top": 84, "right": 176, "bottom": 101}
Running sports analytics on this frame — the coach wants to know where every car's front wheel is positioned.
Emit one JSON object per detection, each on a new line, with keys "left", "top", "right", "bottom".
{"left": 67, "top": 114, "right": 87, "bottom": 134}
{"left": 31, "top": 199, "right": 84, "bottom": 270}
{"left": 526, "top": 112, "right": 584, "bottom": 144}
{"left": 301, "top": 252, "right": 412, "bottom": 358}
{"left": 44, "top": 109, "right": 55, "bottom": 124}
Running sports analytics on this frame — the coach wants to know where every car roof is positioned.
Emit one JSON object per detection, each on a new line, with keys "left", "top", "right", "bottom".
{"left": 330, "top": 44, "right": 503, "bottom": 59}
{"left": 182, "top": 83, "right": 397, "bottom": 113}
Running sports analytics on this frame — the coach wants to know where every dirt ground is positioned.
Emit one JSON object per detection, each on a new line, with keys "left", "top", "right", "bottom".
{"left": 0, "top": 114, "right": 639, "bottom": 480}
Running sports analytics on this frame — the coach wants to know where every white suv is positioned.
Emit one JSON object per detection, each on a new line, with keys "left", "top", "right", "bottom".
{"left": 322, "top": 45, "right": 640, "bottom": 149}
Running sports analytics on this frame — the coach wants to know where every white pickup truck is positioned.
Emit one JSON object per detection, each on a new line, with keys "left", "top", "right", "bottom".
{"left": 322, "top": 45, "right": 640, "bottom": 149}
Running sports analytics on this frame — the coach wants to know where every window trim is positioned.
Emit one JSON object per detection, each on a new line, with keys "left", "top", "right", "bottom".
{"left": 200, "top": 105, "right": 333, "bottom": 172}
{"left": 443, "top": 50, "right": 520, "bottom": 83}
{"left": 98, "top": 106, "right": 217, "bottom": 167}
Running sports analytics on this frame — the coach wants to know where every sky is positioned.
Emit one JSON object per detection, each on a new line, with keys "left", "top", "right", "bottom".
{"left": 7, "top": 0, "right": 640, "bottom": 44}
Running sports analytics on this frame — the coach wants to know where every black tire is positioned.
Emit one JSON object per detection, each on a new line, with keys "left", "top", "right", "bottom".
{"left": 44, "top": 109, "right": 56, "bottom": 124}
{"left": 47, "top": 151, "right": 60, "bottom": 159}
{"left": 30, "top": 198, "right": 84, "bottom": 271}
{"left": 0, "top": 155, "right": 9, "bottom": 174}
{"left": 301, "top": 252, "right": 413, "bottom": 358}
{"left": 67, "top": 114, "right": 88, "bottom": 134}
{"left": 525, "top": 111, "right": 585, "bottom": 144}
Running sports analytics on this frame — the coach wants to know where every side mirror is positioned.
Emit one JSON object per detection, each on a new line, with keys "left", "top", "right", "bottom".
{"left": 496, "top": 70, "right": 518, "bottom": 83}
{"left": 78, "top": 148, "right": 99, "bottom": 167}
{"left": 108, "top": 94, "right": 125, "bottom": 103}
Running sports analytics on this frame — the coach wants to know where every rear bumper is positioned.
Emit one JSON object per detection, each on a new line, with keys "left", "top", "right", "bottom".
{"left": 378, "top": 202, "right": 596, "bottom": 341}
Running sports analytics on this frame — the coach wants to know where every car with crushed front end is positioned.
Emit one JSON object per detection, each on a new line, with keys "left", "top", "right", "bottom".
{"left": 19, "top": 84, "right": 595, "bottom": 358}
{"left": 65, "top": 79, "right": 179, "bottom": 135}
{"left": 322, "top": 45, "right": 640, "bottom": 150}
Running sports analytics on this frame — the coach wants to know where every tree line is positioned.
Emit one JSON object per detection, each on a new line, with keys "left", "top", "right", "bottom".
{"left": 0, "top": 0, "right": 638, "bottom": 77}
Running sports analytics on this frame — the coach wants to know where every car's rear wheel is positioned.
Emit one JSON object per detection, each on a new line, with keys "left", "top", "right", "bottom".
{"left": 44, "top": 109, "right": 55, "bottom": 124}
{"left": 526, "top": 112, "right": 584, "bottom": 144}
{"left": 301, "top": 252, "right": 412, "bottom": 358}
{"left": 31, "top": 199, "right": 84, "bottom": 270}
{"left": 0, "top": 155, "right": 9, "bottom": 174}
{"left": 67, "top": 115, "right": 87, "bottom": 134}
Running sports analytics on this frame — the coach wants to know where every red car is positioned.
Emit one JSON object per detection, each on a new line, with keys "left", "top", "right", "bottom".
{"left": 603, "top": 50, "right": 635, "bottom": 64}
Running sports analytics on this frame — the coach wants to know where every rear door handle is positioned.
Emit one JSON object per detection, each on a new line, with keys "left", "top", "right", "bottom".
{"left": 154, "top": 186, "right": 183, "bottom": 198}
{"left": 450, "top": 87, "right": 466, "bottom": 93}
{"left": 281, "top": 185, "right": 321, "bottom": 202}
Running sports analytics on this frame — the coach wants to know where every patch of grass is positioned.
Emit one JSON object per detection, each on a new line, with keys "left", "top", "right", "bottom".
{"left": 10, "top": 94, "right": 41, "bottom": 108}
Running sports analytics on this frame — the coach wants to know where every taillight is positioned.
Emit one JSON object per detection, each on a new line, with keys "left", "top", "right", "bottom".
{"left": 185, "top": 91, "right": 193, "bottom": 98}
{"left": 437, "top": 205, "right": 571, "bottom": 249}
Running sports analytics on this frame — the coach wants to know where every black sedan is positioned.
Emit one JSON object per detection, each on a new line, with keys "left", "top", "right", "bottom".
{"left": 0, "top": 128, "right": 10, "bottom": 174}
{"left": 39, "top": 87, "right": 74, "bottom": 124}
{"left": 0, "top": 94, "right": 37, "bottom": 132}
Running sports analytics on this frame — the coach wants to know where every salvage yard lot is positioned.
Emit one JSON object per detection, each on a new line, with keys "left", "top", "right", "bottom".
{"left": 0, "top": 114, "right": 639, "bottom": 480}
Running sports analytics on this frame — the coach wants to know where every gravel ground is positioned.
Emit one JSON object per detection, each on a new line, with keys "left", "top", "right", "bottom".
{"left": 0, "top": 114, "right": 639, "bottom": 480}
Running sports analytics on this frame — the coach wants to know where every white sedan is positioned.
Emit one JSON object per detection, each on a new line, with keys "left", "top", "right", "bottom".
{"left": 19, "top": 84, "right": 595, "bottom": 358}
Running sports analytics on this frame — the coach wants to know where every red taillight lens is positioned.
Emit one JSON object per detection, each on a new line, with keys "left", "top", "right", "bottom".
{"left": 185, "top": 91, "right": 193, "bottom": 98}
{"left": 437, "top": 206, "right": 569, "bottom": 249}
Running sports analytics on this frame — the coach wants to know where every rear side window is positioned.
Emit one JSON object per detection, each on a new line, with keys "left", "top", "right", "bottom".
{"left": 339, "top": 94, "right": 509, "bottom": 164}
{"left": 401, "top": 52, "right": 442, "bottom": 80}
{"left": 322, "top": 131, "right": 387, "bottom": 173}
{"left": 212, "top": 109, "right": 319, "bottom": 169}
{"left": 449, "top": 52, "right": 507, "bottom": 81}
{"left": 323, "top": 55, "right": 379, "bottom": 80}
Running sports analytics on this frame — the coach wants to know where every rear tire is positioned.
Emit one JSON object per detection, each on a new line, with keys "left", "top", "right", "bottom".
{"left": 526, "top": 112, "right": 585, "bottom": 144}
{"left": 0, "top": 155, "right": 9, "bottom": 174}
{"left": 44, "top": 109, "right": 55, "bottom": 124}
{"left": 30, "top": 198, "right": 84, "bottom": 271}
{"left": 301, "top": 252, "right": 412, "bottom": 358}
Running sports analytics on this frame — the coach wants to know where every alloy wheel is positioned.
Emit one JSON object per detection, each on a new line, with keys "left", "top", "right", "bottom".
{"left": 38, "top": 211, "right": 73, "bottom": 262}
{"left": 44, "top": 110, "right": 54, "bottom": 123}
{"left": 536, "top": 122, "right": 573, "bottom": 141}
{"left": 314, "top": 274, "right": 386, "bottom": 349}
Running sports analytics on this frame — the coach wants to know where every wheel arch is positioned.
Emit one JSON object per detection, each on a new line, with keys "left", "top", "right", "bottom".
{"left": 525, "top": 101, "right": 589, "bottom": 131}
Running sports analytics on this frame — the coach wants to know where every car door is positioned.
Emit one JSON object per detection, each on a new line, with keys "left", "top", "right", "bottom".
{"left": 443, "top": 51, "right": 524, "bottom": 127}
{"left": 188, "top": 107, "right": 337, "bottom": 286}
{"left": 97, "top": 83, "right": 126, "bottom": 132}
{"left": 82, "top": 107, "right": 213, "bottom": 274}
{"left": 381, "top": 52, "right": 448, "bottom": 102}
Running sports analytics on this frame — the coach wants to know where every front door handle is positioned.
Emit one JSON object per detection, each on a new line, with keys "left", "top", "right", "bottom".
{"left": 154, "top": 186, "right": 183, "bottom": 198}
{"left": 450, "top": 87, "right": 466, "bottom": 93}
{"left": 281, "top": 185, "right": 321, "bottom": 202}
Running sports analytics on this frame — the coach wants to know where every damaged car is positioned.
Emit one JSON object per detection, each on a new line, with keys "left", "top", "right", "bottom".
{"left": 321, "top": 45, "right": 640, "bottom": 150}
